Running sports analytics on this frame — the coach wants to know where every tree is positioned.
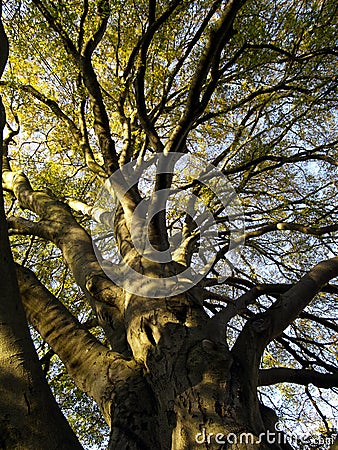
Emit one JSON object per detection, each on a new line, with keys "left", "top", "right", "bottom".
{"left": 0, "top": 0, "right": 337, "bottom": 449}
{"left": 0, "top": 2, "right": 85, "bottom": 449}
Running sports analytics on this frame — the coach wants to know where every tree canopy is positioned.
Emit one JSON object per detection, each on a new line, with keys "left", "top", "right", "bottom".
{"left": 0, "top": 0, "right": 337, "bottom": 449}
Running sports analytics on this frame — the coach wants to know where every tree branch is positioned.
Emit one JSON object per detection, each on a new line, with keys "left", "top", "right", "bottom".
{"left": 15, "top": 263, "right": 140, "bottom": 424}
{"left": 258, "top": 368, "right": 338, "bottom": 388}
{"left": 31, "top": 0, "right": 119, "bottom": 175}
{"left": 232, "top": 257, "right": 338, "bottom": 374}
{"left": 164, "top": 0, "right": 247, "bottom": 154}
{"left": 263, "top": 257, "right": 338, "bottom": 342}
{"left": 31, "top": 0, "right": 79, "bottom": 59}
{"left": 299, "top": 311, "right": 338, "bottom": 333}
{"left": 0, "top": 10, "right": 83, "bottom": 447}
{"left": 3, "top": 169, "right": 128, "bottom": 353}
{"left": 77, "top": 0, "right": 89, "bottom": 51}
{"left": 0, "top": 2, "right": 9, "bottom": 78}
{"left": 205, "top": 280, "right": 338, "bottom": 338}
{"left": 221, "top": 140, "right": 338, "bottom": 176}
{"left": 244, "top": 221, "right": 338, "bottom": 240}
{"left": 152, "top": 0, "right": 225, "bottom": 121}
{"left": 246, "top": 43, "right": 338, "bottom": 62}
{"left": 0, "top": 80, "right": 107, "bottom": 177}
{"left": 81, "top": 0, "right": 110, "bottom": 58}
{"left": 16, "top": 265, "right": 115, "bottom": 396}
{"left": 227, "top": 257, "right": 338, "bottom": 402}
{"left": 133, "top": 0, "right": 182, "bottom": 153}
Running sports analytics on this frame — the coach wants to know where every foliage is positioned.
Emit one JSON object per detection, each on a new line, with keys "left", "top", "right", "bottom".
{"left": 1, "top": 0, "right": 337, "bottom": 448}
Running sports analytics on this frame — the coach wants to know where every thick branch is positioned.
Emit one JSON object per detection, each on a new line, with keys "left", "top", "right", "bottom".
{"left": 206, "top": 280, "right": 338, "bottom": 338}
{"left": 232, "top": 257, "right": 338, "bottom": 372}
{"left": 152, "top": 0, "right": 225, "bottom": 121}
{"left": 222, "top": 141, "right": 338, "bottom": 176}
{"left": 206, "top": 286, "right": 259, "bottom": 343}
{"left": 31, "top": 0, "right": 78, "bottom": 58}
{"left": 263, "top": 257, "right": 338, "bottom": 341}
{"left": 258, "top": 368, "right": 338, "bottom": 388}
{"left": 164, "top": 0, "right": 247, "bottom": 154}
{"left": 0, "top": 81, "right": 107, "bottom": 177}
{"left": 299, "top": 311, "right": 338, "bottom": 333}
{"left": 133, "top": 0, "right": 182, "bottom": 152}
{"left": 172, "top": 233, "right": 199, "bottom": 266}
{"left": 228, "top": 257, "right": 338, "bottom": 402}
{"left": 15, "top": 263, "right": 143, "bottom": 424}
{"left": 0, "top": 10, "right": 8, "bottom": 78}
{"left": 197, "top": 82, "right": 315, "bottom": 129}
{"left": 79, "top": 97, "right": 107, "bottom": 176}
{"left": 67, "top": 197, "right": 135, "bottom": 260}
{"left": 3, "top": 169, "right": 128, "bottom": 353}
{"left": 0, "top": 12, "right": 83, "bottom": 447}
{"left": 16, "top": 265, "right": 117, "bottom": 403}
{"left": 244, "top": 221, "right": 338, "bottom": 240}
{"left": 77, "top": 0, "right": 89, "bottom": 50}
{"left": 31, "top": 0, "right": 118, "bottom": 175}
{"left": 79, "top": 65, "right": 118, "bottom": 175}
{"left": 81, "top": 0, "right": 109, "bottom": 57}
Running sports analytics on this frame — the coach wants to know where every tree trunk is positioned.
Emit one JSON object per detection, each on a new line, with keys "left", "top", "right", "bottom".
{"left": 0, "top": 123, "right": 84, "bottom": 450}
{"left": 0, "top": 8, "right": 83, "bottom": 449}
{"left": 104, "top": 290, "right": 288, "bottom": 450}
{"left": 104, "top": 341, "right": 285, "bottom": 450}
